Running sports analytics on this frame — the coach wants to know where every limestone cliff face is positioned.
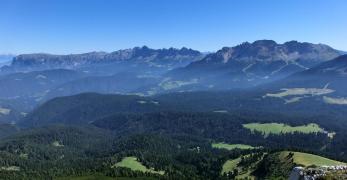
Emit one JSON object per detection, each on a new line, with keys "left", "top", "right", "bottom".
{"left": 289, "top": 167, "right": 304, "bottom": 180}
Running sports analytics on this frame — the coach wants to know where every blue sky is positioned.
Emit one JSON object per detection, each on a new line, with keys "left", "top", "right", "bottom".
{"left": 1, "top": 0, "right": 346, "bottom": 54}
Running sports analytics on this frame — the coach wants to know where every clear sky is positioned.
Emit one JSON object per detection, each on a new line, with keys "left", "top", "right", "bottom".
{"left": 1, "top": 0, "right": 346, "bottom": 54}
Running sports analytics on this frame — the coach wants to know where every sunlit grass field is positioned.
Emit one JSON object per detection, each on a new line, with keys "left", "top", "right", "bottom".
{"left": 243, "top": 123, "right": 323, "bottom": 136}
{"left": 212, "top": 143, "right": 257, "bottom": 150}
{"left": 221, "top": 157, "right": 242, "bottom": 174}
{"left": 280, "top": 151, "right": 345, "bottom": 167}
{"left": 113, "top": 157, "right": 164, "bottom": 175}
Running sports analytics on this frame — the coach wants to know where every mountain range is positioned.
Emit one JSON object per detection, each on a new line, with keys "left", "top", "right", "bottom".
{"left": 165, "top": 40, "right": 341, "bottom": 90}
{"left": 1, "top": 46, "right": 203, "bottom": 76}
{"left": 0, "top": 40, "right": 346, "bottom": 124}
{"left": 18, "top": 55, "right": 347, "bottom": 128}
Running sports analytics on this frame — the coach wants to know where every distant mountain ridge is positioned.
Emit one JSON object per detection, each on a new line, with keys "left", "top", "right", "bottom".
{"left": 0, "top": 54, "right": 15, "bottom": 68}
{"left": 0, "top": 54, "right": 15, "bottom": 62}
{"left": 1, "top": 46, "right": 203, "bottom": 75}
{"left": 196, "top": 40, "right": 338, "bottom": 64}
{"left": 0, "top": 41, "right": 345, "bottom": 124}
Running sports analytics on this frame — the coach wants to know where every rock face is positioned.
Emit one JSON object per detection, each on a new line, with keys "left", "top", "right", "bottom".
{"left": 1, "top": 46, "right": 203, "bottom": 75}
{"left": 289, "top": 167, "right": 304, "bottom": 180}
{"left": 289, "top": 166, "right": 347, "bottom": 180}
{"left": 167, "top": 40, "right": 341, "bottom": 90}
{"left": 196, "top": 40, "right": 338, "bottom": 64}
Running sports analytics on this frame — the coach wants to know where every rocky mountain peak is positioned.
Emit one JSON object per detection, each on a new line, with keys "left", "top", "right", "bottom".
{"left": 252, "top": 40, "right": 278, "bottom": 46}
{"left": 198, "top": 40, "right": 340, "bottom": 64}
{"left": 2, "top": 47, "right": 203, "bottom": 74}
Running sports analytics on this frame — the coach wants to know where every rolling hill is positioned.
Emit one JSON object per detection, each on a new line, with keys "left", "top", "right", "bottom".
{"left": 254, "top": 151, "right": 346, "bottom": 179}
{"left": 20, "top": 93, "right": 167, "bottom": 127}
{"left": 42, "top": 72, "right": 160, "bottom": 100}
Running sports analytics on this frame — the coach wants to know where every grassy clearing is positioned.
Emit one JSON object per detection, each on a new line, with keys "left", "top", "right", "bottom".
{"left": 213, "top": 110, "right": 228, "bottom": 113}
{"left": 221, "top": 154, "right": 263, "bottom": 180}
{"left": 280, "top": 151, "right": 345, "bottom": 167}
{"left": 113, "top": 157, "right": 164, "bottom": 175}
{"left": 243, "top": 123, "right": 323, "bottom": 136}
{"left": 323, "top": 96, "right": 347, "bottom": 105}
{"left": 159, "top": 79, "right": 198, "bottom": 90}
{"left": 0, "top": 166, "right": 20, "bottom": 171}
{"left": 212, "top": 143, "right": 257, "bottom": 150}
{"left": 284, "top": 97, "right": 304, "bottom": 104}
{"left": 222, "top": 157, "right": 242, "bottom": 174}
{"left": 265, "top": 88, "right": 334, "bottom": 98}
{"left": 52, "top": 141, "right": 64, "bottom": 147}
{"left": 0, "top": 107, "right": 11, "bottom": 115}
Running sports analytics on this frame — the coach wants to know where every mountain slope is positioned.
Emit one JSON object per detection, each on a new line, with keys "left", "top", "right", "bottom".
{"left": 254, "top": 151, "right": 345, "bottom": 179}
{"left": 20, "top": 88, "right": 347, "bottom": 142}
{"left": 164, "top": 40, "right": 341, "bottom": 91}
{"left": 0, "top": 69, "right": 86, "bottom": 100}
{"left": 20, "top": 93, "right": 168, "bottom": 127}
{"left": 263, "top": 55, "right": 347, "bottom": 98}
{"left": 43, "top": 72, "right": 160, "bottom": 100}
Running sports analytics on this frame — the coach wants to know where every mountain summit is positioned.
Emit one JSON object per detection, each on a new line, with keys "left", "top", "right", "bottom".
{"left": 198, "top": 40, "right": 339, "bottom": 64}
{"left": 166, "top": 40, "right": 341, "bottom": 90}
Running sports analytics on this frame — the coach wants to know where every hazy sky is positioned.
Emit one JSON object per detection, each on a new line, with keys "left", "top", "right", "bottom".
{"left": 1, "top": 0, "right": 346, "bottom": 54}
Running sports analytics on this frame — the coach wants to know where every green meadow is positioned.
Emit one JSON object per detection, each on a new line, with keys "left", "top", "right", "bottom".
{"left": 113, "top": 157, "right": 164, "bottom": 175}
{"left": 222, "top": 157, "right": 242, "bottom": 174}
{"left": 221, "top": 154, "right": 260, "bottom": 180}
{"left": 280, "top": 151, "right": 345, "bottom": 167}
{"left": 212, "top": 143, "right": 257, "bottom": 150}
{"left": 243, "top": 123, "right": 323, "bottom": 136}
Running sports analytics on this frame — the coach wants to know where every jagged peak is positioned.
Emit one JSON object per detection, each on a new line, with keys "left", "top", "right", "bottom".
{"left": 252, "top": 39, "right": 278, "bottom": 46}
{"left": 194, "top": 40, "right": 341, "bottom": 65}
